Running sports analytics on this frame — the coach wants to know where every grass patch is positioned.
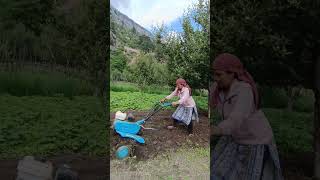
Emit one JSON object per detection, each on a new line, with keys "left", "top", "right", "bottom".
{"left": 111, "top": 81, "right": 208, "bottom": 97}
{"left": 110, "top": 147, "right": 209, "bottom": 179}
{"left": 264, "top": 108, "right": 313, "bottom": 154}
{"left": 0, "top": 95, "right": 107, "bottom": 158}
{"left": 0, "top": 71, "right": 94, "bottom": 97}
{"left": 111, "top": 81, "right": 171, "bottom": 95}
{"left": 110, "top": 81, "right": 140, "bottom": 92}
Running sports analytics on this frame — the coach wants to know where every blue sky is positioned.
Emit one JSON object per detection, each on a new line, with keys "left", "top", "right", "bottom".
{"left": 110, "top": 0, "right": 197, "bottom": 32}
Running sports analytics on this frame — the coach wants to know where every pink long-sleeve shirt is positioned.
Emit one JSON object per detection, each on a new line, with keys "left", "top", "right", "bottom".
{"left": 211, "top": 79, "right": 274, "bottom": 144}
{"left": 166, "top": 87, "right": 196, "bottom": 107}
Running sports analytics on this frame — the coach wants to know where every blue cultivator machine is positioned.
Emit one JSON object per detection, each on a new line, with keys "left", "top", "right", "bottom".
{"left": 113, "top": 102, "right": 172, "bottom": 144}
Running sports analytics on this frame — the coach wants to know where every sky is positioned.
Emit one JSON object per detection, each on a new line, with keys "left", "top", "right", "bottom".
{"left": 110, "top": 0, "right": 197, "bottom": 32}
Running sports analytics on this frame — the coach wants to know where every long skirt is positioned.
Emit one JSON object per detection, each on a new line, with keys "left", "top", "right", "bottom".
{"left": 211, "top": 136, "right": 283, "bottom": 180}
{"left": 171, "top": 105, "right": 199, "bottom": 125}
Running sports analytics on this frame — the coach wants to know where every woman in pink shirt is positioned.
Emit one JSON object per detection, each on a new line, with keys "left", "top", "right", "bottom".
{"left": 210, "top": 53, "right": 283, "bottom": 180}
{"left": 161, "top": 78, "right": 199, "bottom": 134}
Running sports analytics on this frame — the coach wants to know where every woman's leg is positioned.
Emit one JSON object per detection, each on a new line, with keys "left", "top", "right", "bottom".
{"left": 260, "top": 144, "right": 283, "bottom": 180}
{"left": 187, "top": 121, "right": 193, "bottom": 134}
{"left": 172, "top": 118, "right": 178, "bottom": 127}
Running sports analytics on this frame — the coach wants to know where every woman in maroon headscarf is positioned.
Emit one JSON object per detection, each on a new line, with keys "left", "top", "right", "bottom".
{"left": 160, "top": 78, "right": 199, "bottom": 135}
{"left": 210, "top": 53, "right": 283, "bottom": 180}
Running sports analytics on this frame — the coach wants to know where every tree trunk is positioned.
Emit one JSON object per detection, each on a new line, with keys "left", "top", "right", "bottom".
{"left": 314, "top": 56, "right": 320, "bottom": 179}
{"left": 208, "top": 81, "right": 216, "bottom": 119}
{"left": 287, "top": 98, "right": 294, "bottom": 112}
{"left": 286, "top": 86, "right": 294, "bottom": 112}
{"left": 286, "top": 86, "right": 302, "bottom": 112}
{"left": 315, "top": 89, "right": 320, "bottom": 179}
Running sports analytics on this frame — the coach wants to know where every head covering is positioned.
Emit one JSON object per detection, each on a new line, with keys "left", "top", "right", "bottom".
{"left": 212, "top": 53, "right": 259, "bottom": 109}
{"left": 176, "top": 78, "right": 192, "bottom": 95}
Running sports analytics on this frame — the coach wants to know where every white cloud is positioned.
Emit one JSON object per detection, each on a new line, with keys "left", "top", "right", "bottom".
{"left": 112, "top": 0, "right": 197, "bottom": 30}
{"left": 110, "top": 0, "right": 132, "bottom": 17}
{"left": 110, "top": 0, "right": 130, "bottom": 9}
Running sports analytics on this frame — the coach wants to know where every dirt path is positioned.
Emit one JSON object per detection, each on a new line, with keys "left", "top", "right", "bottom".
{"left": 110, "top": 110, "right": 210, "bottom": 160}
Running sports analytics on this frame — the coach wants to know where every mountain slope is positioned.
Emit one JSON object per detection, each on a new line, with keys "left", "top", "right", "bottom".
{"left": 110, "top": 6, "right": 151, "bottom": 37}
{"left": 110, "top": 6, "right": 154, "bottom": 53}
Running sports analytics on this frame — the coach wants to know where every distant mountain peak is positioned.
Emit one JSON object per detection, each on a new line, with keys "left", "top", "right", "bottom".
{"left": 110, "top": 6, "right": 152, "bottom": 37}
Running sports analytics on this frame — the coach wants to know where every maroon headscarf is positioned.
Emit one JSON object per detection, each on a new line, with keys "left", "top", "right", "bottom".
{"left": 176, "top": 78, "right": 192, "bottom": 96}
{"left": 212, "top": 53, "right": 259, "bottom": 109}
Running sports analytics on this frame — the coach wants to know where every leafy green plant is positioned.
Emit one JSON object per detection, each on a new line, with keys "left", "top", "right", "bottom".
{"left": 110, "top": 91, "right": 208, "bottom": 112}
{"left": 0, "top": 95, "right": 107, "bottom": 158}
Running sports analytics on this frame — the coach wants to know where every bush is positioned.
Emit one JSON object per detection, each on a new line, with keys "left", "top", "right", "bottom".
{"left": 110, "top": 69, "right": 126, "bottom": 81}
{"left": 260, "top": 86, "right": 289, "bottom": 109}
{"left": 125, "top": 53, "right": 170, "bottom": 86}
{"left": 293, "top": 93, "right": 314, "bottom": 113}
{"left": 259, "top": 86, "right": 315, "bottom": 112}
{"left": 110, "top": 50, "right": 128, "bottom": 82}
{"left": 110, "top": 50, "right": 127, "bottom": 72}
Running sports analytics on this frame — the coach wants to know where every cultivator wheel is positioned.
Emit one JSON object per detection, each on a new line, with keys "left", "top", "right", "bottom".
{"left": 115, "top": 140, "right": 138, "bottom": 157}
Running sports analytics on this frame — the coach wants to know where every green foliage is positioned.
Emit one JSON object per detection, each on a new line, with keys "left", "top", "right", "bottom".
{"left": 0, "top": 95, "right": 107, "bottom": 158}
{"left": 151, "top": 24, "right": 167, "bottom": 62}
{"left": 110, "top": 50, "right": 128, "bottom": 81}
{"left": 110, "top": 50, "right": 127, "bottom": 71}
{"left": 138, "top": 34, "right": 154, "bottom": 53}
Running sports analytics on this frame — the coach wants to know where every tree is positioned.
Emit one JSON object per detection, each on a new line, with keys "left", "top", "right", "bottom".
{"left": 110, "top": 50, "right": 127, "bottom": 73}
{"left": 155, "top": 0, "right": 209, "bottom": 89}
{"left": 152, "top": 24, "right": 167, "bottom": 62}
{"left": 3, "top": 0, "right": 55, "bottom": 36}
{"left": 138, "top": 34, "right": 154, "bottom": 53}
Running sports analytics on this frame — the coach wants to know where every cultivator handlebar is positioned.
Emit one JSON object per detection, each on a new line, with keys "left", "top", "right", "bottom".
{"left": 144, "top": 102, "right": 172, "bottom": 121}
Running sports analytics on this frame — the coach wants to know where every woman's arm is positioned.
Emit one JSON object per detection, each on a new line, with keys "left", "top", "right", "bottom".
{"left": 164, "top": 87, "right": 178, "bottom": 100}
